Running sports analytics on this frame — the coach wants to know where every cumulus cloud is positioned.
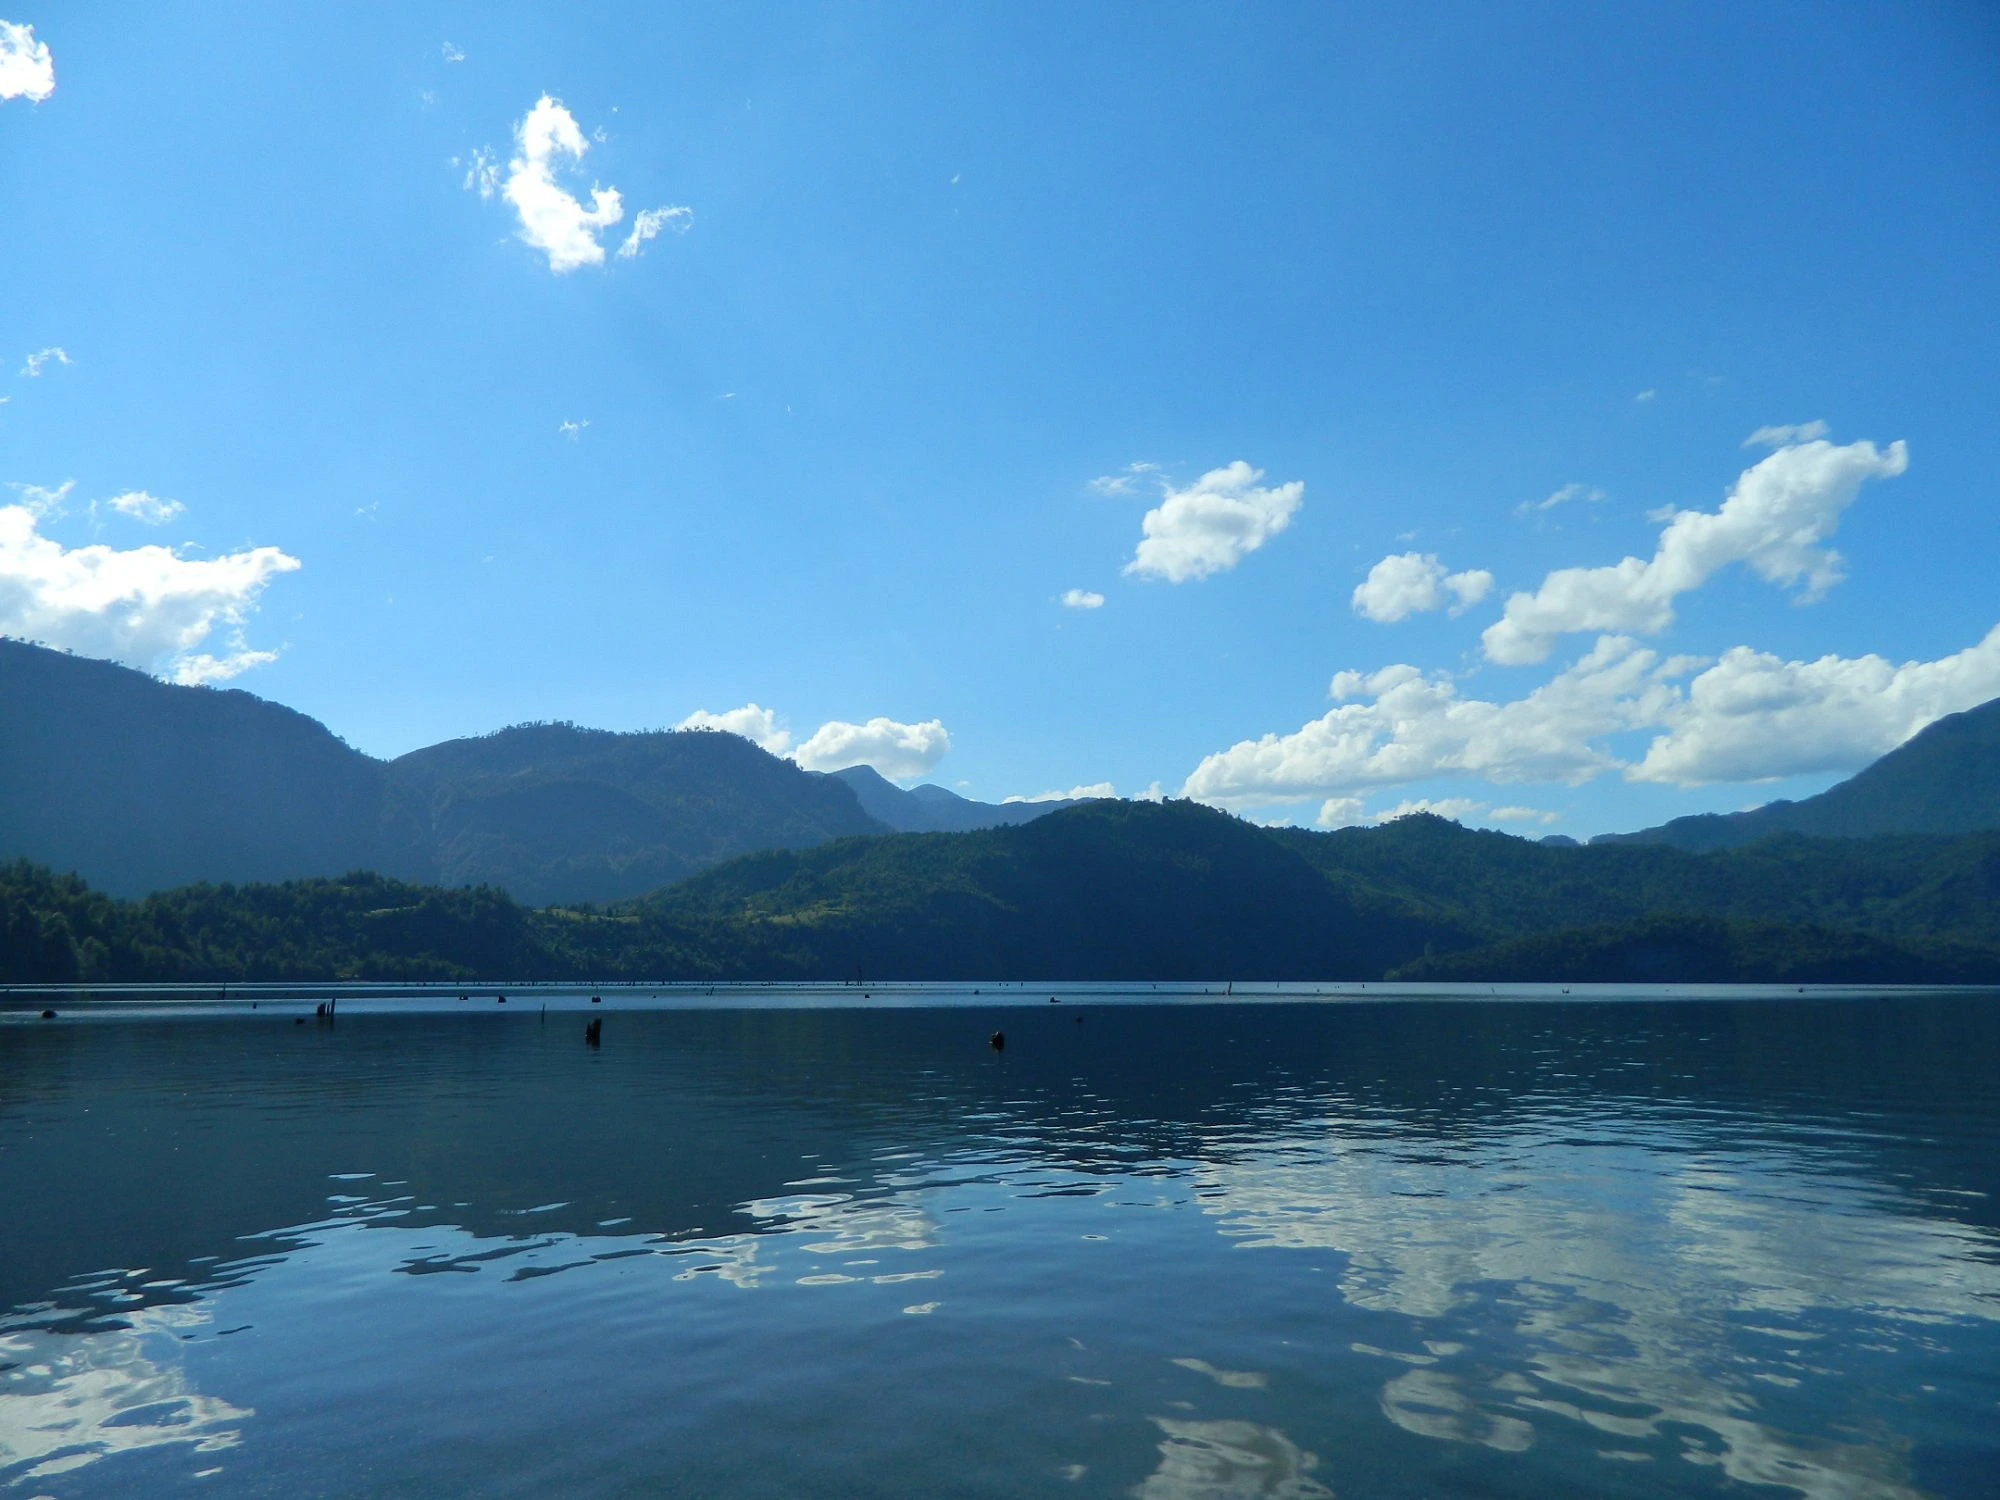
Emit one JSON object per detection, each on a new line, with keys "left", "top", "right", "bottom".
{"left": 792, "top": 716, "right": 951, "bottom": 781}
{"left": 0, "top": 500, "right": 299, "bottom": 682}
{"left": 1744, "top": 420, "right": 1828, "bottom": 449}
{"left": 101, "top": 490, "right": 184, "bottom": 525}
{"left": 1124, "top": 462, "right": 1303, "bottom": 583}
{"left": 502, "top": 96, "right": 625, "bottom": 272}
{"left": 1182, "top": 621, "right": 2000, "bottom": 810}
{"left": 441, "top": 41, "right": 466, "bottom": 63}
{"left": 616, "top": 204, "right": 692, "bottom": 260}
{"left": 21, "top": 346, "right": 69, "bottom": 376}
{"left": 1631, "top": 624, "right": 2000, "bottom": 784}
{"left": 1003, "top": 783, "right": 1115, "bottom": 804}
{"left": 676, "top": 703, "right": 792, "bottom": 754}
{"left": 1514, "top": 482, "right": 1605, "bottom": 518}
{"left": 1351, "top": 552, "right": 1493, "bottom": 623}
{"left": 1186, "top": 637, "right": 1678, "bottom": 809}
{"left": 1060, "top": 588, "right": 1104, "bottom": 610}
{"left": 1482, "top": 435, "right": 1907, "bottom": 665}
{"left": 486, "top": 97, "right": 691, "bottom": 274}
{"left": 0, "top": 20, "right": 53, "bottom": 102}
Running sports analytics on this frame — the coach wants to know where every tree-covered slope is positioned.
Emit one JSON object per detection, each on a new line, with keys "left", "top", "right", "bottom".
{"left": 0, "top": 640, "right": 430, "bottom": 897}
{"left": 8, "top": 801, "right": 2000, "bottom": 986}
{"left": 1389, "top": 915, "right": 2000, "bottom": 985}
{"left": 0, "top": 642, "right": 886, "bottom": 905}
{"left": 631, "top": 798, "right": 1470, "bottom": 980}
{"left": 1268, "top": 814, "right": 2000, "bottom": 953}
{"left": 389, "top": 724, "right": 886, "bottom": 905}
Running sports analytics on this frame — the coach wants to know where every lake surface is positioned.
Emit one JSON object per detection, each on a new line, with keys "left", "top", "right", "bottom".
{"left": 3, "top": 989, "right": 1998, "bottom": 1498}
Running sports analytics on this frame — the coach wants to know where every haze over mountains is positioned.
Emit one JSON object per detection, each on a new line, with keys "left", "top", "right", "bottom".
{"left": 0, "top": 641, "right": 1075, "bottom": 903}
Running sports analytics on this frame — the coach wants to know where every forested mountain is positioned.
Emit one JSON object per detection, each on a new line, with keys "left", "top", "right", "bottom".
{"left": 0, "top": 642, "right": 882, "bottom": 902}
{"left": 630, "top": 799, "right": 1460, "bottom": 979}
{"left": 1597, "top": 696, "right": 2000, "bottom": 850}
{"left": 0, "top": 640, "right": 430, "bottom": 897}
{"left": 8, "top": 802, "right": 2000, "bottom": 986}
{"left": 0, "top": 642, "right": 1091, "bottom": 903}
{"left": 391, "top": 725, "right": 884, "bottom": 905}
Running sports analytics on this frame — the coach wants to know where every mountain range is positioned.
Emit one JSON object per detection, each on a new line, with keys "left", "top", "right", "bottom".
{"left": 6, "top": 638, "right": 2000, "bottom": 985}
{"left": 0, "top": 640, "right": 1075, "bottom": 904}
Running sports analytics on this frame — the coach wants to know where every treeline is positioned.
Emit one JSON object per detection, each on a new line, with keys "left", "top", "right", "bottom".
{"left": 6, "top": 803, "right": 2000, "bottom": 985}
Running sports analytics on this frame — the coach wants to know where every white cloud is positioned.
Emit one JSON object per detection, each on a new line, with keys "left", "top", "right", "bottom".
{"left": 0, "top": 20, "right": 53, "bottom": 102}
{"left": 1489, "top": 805, "right": 1561, "bottom": 825}
{"left": 1060, "top": 588, "right": 1104, "bottom": 610}
{"left": 1313, "top": 797, "right": 1366, "bottom": 828}
{"left": 21, "top": 346, "right": 69, "bottom": 376}
{"left": 1183, "top": 621, "right": 2000, "bottom": 808}
{"left": 792, "top": 716, "right": 951, "bottom": 781}
{"left": 1482, "top": 435, "right": 1907, "bottom": 665}
{"left": 1087, "top": 461, "right": 1162, "bottom": 497}
{"left": 1514, "top": 482, "right": 1605, "bottom": 518}
{"left": 1002, "top": 783, "right": 1115, "bottom": 804}
{"left": 441, "top": 41, "right": 466, "bottom": 64}
{"left": 0, "top": 501, "right": 299, "bottom": 682}
{"left": 677, "top": 703, "right": 793, "bottom": 754}
{"left": 1632, "top": 623, "right": 2000, "bottom": 784}
{"left": 502, "top": 96, "right": 626, "bottom": 273}
{"left": 1744, "top": 420, "right": 1827, "bottom": 449}
{"left": 1635, "top": 389, "right": 1657, "bottom": 402}
{"left": 1351, "top": 552, "right": 1493, "bottom": 623}
{"left": 558, "top": 418, "right": 588, "bottom": 440}
{"left": 1123, "top": 461, "right": 1303, "bottom": 584}
{"left": 616, "top": 204, "right": 692, "bottom": 259}
{"left": 461, "top": 147, "right": 499, "bottom": 199}
{"left": 101, "top": 490, "right": 184, "bottom": 526}
{"left": 1187, "top": 637, "right": 1677, "bottom": 809}
{"left": 14, "top": 479, "right": 71, "bottom": 517}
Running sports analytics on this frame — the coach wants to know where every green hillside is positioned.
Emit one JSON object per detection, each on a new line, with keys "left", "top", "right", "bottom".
{"left": 8, "top": 802, "right": 2000, "bottom": 986}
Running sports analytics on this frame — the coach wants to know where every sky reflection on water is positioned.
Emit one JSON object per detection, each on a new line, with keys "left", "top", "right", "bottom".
{"left": 3, "top": 996, "right": 1997, "bottom": 1498}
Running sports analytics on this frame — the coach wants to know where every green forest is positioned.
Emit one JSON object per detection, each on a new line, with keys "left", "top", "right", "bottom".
{"left": 8, "top": 801, "right": 2000, "bottom": 986}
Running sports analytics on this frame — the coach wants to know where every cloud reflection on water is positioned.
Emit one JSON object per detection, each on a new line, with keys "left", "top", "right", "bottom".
{"left": 1137, "top": 1417, "right": 1334, "bottom": 1500}
{"left": 1193, "top": 1120, "right": 1995, "bottom": 1498}
{"left": 0, "top": 1302, "right": 250, "bottom": 1486}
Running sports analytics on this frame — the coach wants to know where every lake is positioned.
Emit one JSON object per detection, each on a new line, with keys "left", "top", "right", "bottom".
{"left": 3, "top": 987, "right": 1998, "bottom": 1497}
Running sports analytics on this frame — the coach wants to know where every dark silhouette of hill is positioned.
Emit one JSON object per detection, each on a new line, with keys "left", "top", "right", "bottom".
{"left": 827, "top": 764, "right": 1083, "bottom": 832}
{"left": 7, "top": 805, "right": 2000, "bottom": 985}
{"left": 391, "top": 725, "right": 885, "bottom": 906}
{"left": 0, "top": 642, "right": 881, "bottom": 902}
{"left": 1596, "top": 696, "right": 2000, "bottom": 850}
{"left": 629, "top": 798, "right": 1468, "bottom": 979}
{"left": 1269, "top": 813, "right": 2000, "bottom": 953}
{"left": 1389, "top": 914, "right": 2000, "bottom": 985}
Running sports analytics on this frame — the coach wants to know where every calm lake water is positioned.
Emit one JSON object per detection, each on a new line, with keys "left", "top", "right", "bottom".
{"left": 3, "top": 989, "right": 1998, "bottom": 1498}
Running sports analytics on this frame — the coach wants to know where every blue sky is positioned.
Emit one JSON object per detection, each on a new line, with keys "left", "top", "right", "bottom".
{"left": 3, "top": 3, "right": 1997, "bottom": 836}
